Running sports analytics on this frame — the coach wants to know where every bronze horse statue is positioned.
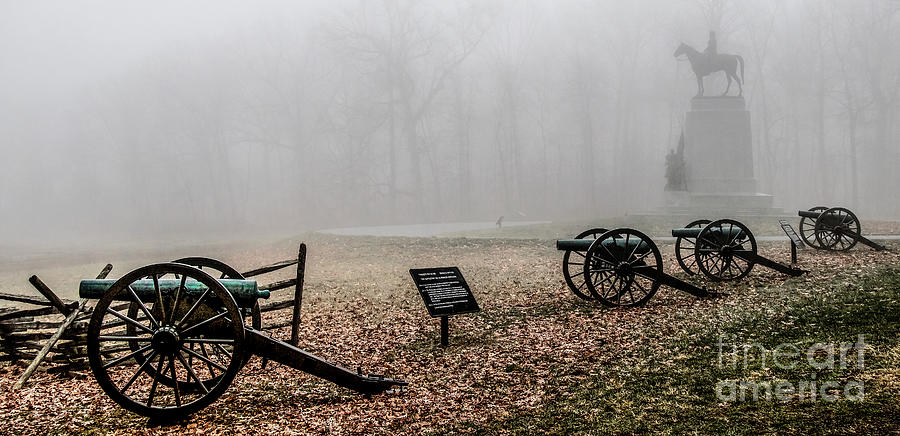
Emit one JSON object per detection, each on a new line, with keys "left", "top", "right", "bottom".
{"left": 674, "top": 42, "right": 745, "bottom": 97}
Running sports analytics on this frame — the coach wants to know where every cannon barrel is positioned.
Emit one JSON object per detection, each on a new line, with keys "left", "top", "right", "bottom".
{"left": 672, "top": 226, "right": 745, "bottom": 239}
{"left": 556, "top": 239, "right": 594, "bottom": 251}
{"left": 556, "top": 238, "right": 651, "bottom": 254}
{"left": 671, "top": 228, "right": 703, "bottom": 238}
{"left": 79, "top": 279, "right": 267, "bottom": 308}
{"left": 798, "top": 210, "right": 822, "bottom": 219}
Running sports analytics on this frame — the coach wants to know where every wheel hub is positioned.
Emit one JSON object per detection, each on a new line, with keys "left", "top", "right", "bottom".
{"left": 151, "top": 325, "right": 180, "bottom": 355}
{"left": 615, "top": 261, "right": 632, "bottom": 277}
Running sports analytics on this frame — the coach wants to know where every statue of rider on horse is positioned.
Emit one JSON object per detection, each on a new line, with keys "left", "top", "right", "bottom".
{"left": 674, "top": 31, "right": 745, "bottom": 97}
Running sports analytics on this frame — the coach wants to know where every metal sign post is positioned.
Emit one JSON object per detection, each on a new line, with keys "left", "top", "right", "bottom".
{"left": 410, "top": 267, "right": 480, "bottom": 347}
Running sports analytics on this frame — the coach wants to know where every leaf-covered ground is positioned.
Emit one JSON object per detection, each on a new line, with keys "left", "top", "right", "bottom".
{"left": 1, "top": 225, "right": 898, "bottom": 435}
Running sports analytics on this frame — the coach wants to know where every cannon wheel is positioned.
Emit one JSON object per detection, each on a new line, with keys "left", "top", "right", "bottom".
{"left": 815, "top": 207, "right": 861, "bottom": 252}
{"left": 583, "top": 228, "right": 662, "bottom": 307}
{"left": 124, "top": 258, "right": 260, "bottom": 391}
{"left": 800, "top": 206, "right": 828, "bottom": 249}
{"left": 674, "top": 219, "right": 712, "bottom": 275}
{"left": 695, "top": 219, "right": 757, "bottom": 281}
{"left": 562, "top": 228, "right": 609, "bottom": 300}
{"left": 87, "top": 263, "right": 245, "bottom": 420}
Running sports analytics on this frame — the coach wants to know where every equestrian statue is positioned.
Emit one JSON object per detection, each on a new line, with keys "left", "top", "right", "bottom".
{"left": 674, "top": 31, "right": 745, "bottom": 97}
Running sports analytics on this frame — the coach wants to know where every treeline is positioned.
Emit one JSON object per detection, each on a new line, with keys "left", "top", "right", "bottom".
{"left": 4, "top": 0, "right": 898, "bottom": 242}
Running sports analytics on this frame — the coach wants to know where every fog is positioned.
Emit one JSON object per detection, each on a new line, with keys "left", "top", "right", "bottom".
{"left": 1, "top": 0, "right": 898, "bottom": 249}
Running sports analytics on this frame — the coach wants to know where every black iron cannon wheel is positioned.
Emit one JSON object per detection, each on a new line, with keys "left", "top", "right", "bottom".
{"left": 562, "top": 228, "right": 609, "bottom": 300}
{"left": 815, "top": 207, "right": 861, "bottom": 251}
{"left": 694, "top": 219, "right": 757, "bottom": 281}
{"left": 87, "top": 263, "right": 246, "bottom": 420}
{"left": 674, "top": 219, "right": 712, "bottom": 275}
{"left": 799, "top": 206, "right": 829, "bottom": 249}
{"left": 583, "top": 229, "right": 662, "bottom": 307}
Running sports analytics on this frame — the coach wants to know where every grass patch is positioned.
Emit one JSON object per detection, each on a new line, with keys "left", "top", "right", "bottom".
{"left": 471, "top": 267, "right": 900, "bottom": 434}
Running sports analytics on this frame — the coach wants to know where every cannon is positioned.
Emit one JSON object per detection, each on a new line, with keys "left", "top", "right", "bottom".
{"left": 557, "top": 228, "right": 714, "bottom": 307}
{"left": 81, "top": 261, "right": 406, "bottom": 420}
{"left": 798, "top": 207, "right": 887, "bottom": 251}
{"left": 671, "top": 219, "right": 806, "bottom": 281}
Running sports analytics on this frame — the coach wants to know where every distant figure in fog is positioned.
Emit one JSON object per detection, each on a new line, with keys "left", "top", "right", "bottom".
{"left": 496, "top": 216, "right": 504, "bottom": 229}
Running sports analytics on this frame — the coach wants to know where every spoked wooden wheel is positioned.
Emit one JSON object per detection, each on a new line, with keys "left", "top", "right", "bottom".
{"left": 562, "top": 228, "right": 608, "bottom": 300}
{"left": 800, "top": 206, "right": 828, "bottom": 249}
{"left": 123, "top": 258, "right": 260, "bottom": 392}
{"left": 815, "top": 207, "right": 861, "bottom": 251}
{"left": 583, "top": 229, "right": 662, "bottom": 307}
{"left": 695, "top": 219, "right": 757, "bottom": 281}
{"left": 674, "top": 219, "right": 711, "bottom": 275}
{"left": 87, "top": 263, "right": 245, "bottom": 420}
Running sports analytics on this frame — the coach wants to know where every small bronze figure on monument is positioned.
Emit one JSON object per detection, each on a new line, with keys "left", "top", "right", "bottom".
{"left": 665, "top": 132, "right": 688, "bottom": 191}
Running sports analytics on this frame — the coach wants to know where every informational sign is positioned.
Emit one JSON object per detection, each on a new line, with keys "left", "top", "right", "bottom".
{"left": 779, "top": 220, "right": 805, "bottom": 249}
{"left": 409, "top": 267, "right": 480, "bottom": 318}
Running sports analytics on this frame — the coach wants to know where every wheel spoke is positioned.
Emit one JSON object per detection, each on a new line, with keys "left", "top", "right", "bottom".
{"left": 121, "top": 351, "right": 158, "bottom": 394}
{"left": 727, "top": 224, "right": 742, "bottom": 246}
{"left": 213, "top": 343, "right": 233, "bottom": 361}
{"left": 595, "top": 272, "right": 615, "bottom": 287}
{"left": 625, "top": 234, "right": 639, "bottom": 261}
{"left": 180, "top": 345, "right": 228, "bottom": 372}
{"left": 98, "top": 335, "right": 152, "bottom": 342}
{"left": 169, "top": 274, "right": 187, "bottom": 325}
{"left": 146, "top": 356, "right": 167, "bottom": 407}
{"left": 633, "top": 277, "right": 650, "bottom": 297}
{"left": 126, "top": 286, "right": 159, "bottom": 329}
{"left": 626, "top": 280, "right": 636, "bottom": 304}
{"left": 102, "top": 344, "right": 153, "bottom": 369}
{"left": 151, "top": 274, "right": 167, "bottom": 328}
{"left": 199, "top": 343, "right": 217, "bottom": 377}
{"left": 176, "top": 288, "right": 212, "bottom": 329}
{"left": 176, "top": 351, "right": 209, "bottom": 394}
{"left": 105, "top": 308, "right": 154, "bottom": 334}
{"left": 723, "top": 258, "right": 736, "bottom": 278}
{"left": 170, "top": 355, "right": 181, "bottom": 408}
{"left": 600, "top": 241, "right": 617, "bottom": 263}
{"left": 630, "top": 248, "right": 654, "bottom": 265}
{"left": 180, "top": 311, "right": 229, "bottom": 337}
{"left": 631, "top": 265, "right": 657, "bottom": 279}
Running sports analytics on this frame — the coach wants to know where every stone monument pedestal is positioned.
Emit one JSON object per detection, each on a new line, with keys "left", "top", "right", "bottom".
{"left": 667, "top": 96, "right": 779, "bottom": 215}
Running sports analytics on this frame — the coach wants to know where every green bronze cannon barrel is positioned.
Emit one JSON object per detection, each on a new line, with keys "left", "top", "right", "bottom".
{"left": 557, "top": 238, "right": 651, "bottom": 254}
{"left": 798, "top": 210, "right": 822, "bottom": 219}
{"left": 79, "top": 279, "right": 268, "bottom": 308}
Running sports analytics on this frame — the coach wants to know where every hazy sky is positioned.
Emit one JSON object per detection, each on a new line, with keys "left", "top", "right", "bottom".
{"left": 1, "top": 0, "right": 897, "bottom": 251}
{"left": 1, "top": 1, "right": 296, "bottom": 110}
